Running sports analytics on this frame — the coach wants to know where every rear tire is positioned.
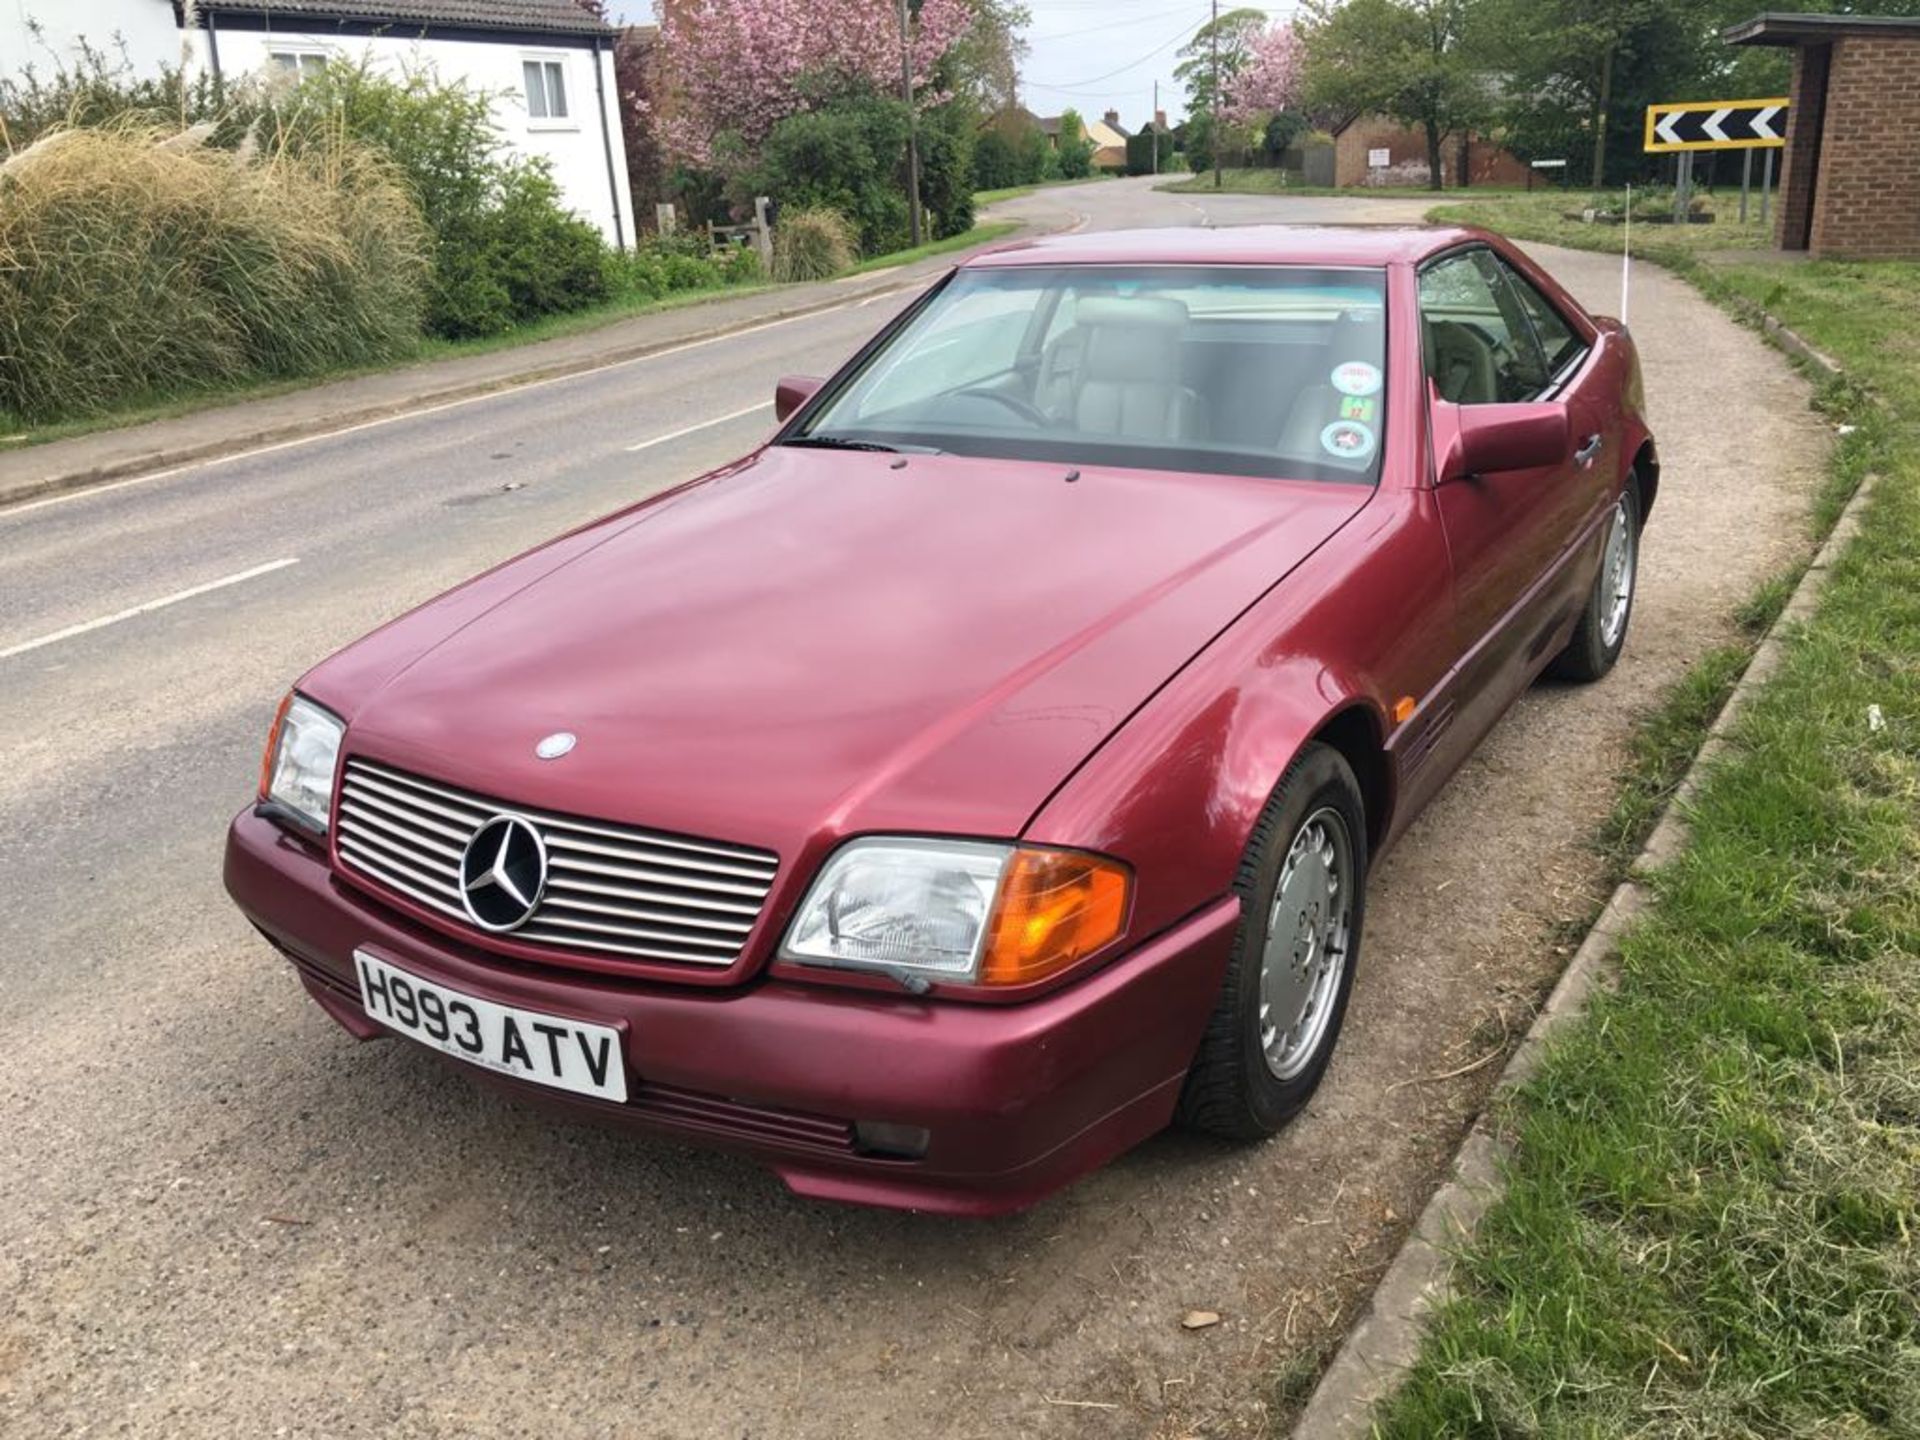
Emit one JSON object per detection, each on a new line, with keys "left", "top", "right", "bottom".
{"left": 1547, "top": 482, "right": 1641, "bottom": 683}
{"left": 1176, "top": 742, "right": 1368, "bottom": 1141}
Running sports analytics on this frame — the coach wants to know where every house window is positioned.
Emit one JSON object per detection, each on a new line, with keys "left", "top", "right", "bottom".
{"left": 523, "top": 58, "right": 569, "bottom": 121}
{"left": 269, "top": 51, "right": 327, "bottom": 80}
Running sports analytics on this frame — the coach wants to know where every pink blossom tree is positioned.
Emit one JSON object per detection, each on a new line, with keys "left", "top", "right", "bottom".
{"left": 653, "top": 0, "right": 973, "bottom": 166}
{"left": 1222, "top": 21, "right": 1303, "bottom": 126}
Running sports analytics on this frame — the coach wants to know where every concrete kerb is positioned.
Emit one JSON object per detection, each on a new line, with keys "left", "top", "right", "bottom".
{"left": 1291, "top": 326, "right": 1871, "bottom": 1440}
{"left": 0, "top": 221, "right": 1053, "bottom": 513}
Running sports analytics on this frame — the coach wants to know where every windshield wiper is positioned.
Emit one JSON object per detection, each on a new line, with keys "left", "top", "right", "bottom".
{"left": 782, "top": 434, "right": 900, "bottom": 453}
{"left": 782, "top": 434, "right": 945, "bottom": 455}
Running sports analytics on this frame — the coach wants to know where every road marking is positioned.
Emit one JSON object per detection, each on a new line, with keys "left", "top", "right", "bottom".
{"left": 625, "top": 401, "right": 772, "bottom": 453}
{"left": 0, "top": 557, "right": 300, "bottom": 661}
{"left": 0, "top": 292, "right": 903, "bottom": 523}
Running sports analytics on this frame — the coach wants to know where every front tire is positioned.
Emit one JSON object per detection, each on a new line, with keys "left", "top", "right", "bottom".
{"left": 1177, "top": 743, "right": 1367, "bottom": 1141}
{"left": 1548, "top": 483, "right": 1641, "bottom": 683}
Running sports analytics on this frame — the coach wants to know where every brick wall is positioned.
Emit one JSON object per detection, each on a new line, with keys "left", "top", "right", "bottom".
{"left": 1775, "top": 44, "right": 1830, "bottom": 250}
{"left": 1332, "top": 118, "right": 1528, "bottom": 188}
{"left": 1807, "top": 35, "right": 1920, "bottom": 259}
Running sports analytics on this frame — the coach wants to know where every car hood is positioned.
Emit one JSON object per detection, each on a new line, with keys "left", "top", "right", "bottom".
{"left": 311, "top": 446, "right": 1370, "bottom": 856}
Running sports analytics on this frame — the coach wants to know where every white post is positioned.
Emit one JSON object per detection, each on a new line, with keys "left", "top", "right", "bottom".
{"left": 753, "top": 196, "right": 774, "bottom": 272}
{"left": 1620, "top": 183, "right": 1632, "bottom": 327}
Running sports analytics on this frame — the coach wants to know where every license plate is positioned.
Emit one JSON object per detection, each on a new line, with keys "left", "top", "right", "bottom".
{"left": 354, "top": 950, "right": 627, "bottom": 1103}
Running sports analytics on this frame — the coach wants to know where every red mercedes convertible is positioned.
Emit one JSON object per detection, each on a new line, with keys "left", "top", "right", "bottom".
{"left": 226, "top": 225, "right": 1655, "bottom": 1215}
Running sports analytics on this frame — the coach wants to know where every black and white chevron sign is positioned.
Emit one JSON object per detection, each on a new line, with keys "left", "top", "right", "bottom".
{"left": 1644, "top": 99, "right": 1788, "bottom": 152}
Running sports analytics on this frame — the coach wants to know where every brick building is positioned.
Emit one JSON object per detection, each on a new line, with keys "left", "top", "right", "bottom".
{"left": 1330, "top": 116, "right": 1530, "bottom": 189}
{"left": 1727, "top": 13, "right": 1920, "bottom": 260}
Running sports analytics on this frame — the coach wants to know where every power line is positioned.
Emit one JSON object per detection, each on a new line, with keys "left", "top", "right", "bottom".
{"left": 1024, "top": 16, "right": 1199, "bottom": 91}
{"left": 1028, "top": 2, "right": 1207, "bottom": 43}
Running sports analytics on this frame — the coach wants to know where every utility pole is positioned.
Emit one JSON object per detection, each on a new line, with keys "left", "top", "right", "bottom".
{"left": 1210, "top": 0, "right": 1221, "bottom": 190}
{"left": 1152, "top": 79, "right": 1159, "bottom": 175}
{"left": 899, "top": 0, "right": 922, "bottom": 247}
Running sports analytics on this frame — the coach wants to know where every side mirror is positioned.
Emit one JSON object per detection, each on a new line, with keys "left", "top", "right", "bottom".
{"left": 774, "top": 374, "right": 823, "bottom": 423}
{"left": 1434, "top": 399, "right": 1570, "bottom": 483}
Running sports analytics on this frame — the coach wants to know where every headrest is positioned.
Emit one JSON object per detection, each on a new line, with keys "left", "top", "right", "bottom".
{"left": 1078, "top": 295, "right": 1189, "bottom": 383}
{"left": 1327, "top": 306, "right": 1385, "bottom": 357}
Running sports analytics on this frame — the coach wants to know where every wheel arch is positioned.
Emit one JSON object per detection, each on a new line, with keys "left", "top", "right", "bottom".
{"left": 1306, "top": 703, "right": 1393, "bottom": 858}
{"left": 1630, "top": 438, "right": 1659, "bottom": 520}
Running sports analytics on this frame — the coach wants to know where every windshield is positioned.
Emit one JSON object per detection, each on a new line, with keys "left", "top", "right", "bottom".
{"left": 789, "top": 264, "right": 1388, "bottom": 484}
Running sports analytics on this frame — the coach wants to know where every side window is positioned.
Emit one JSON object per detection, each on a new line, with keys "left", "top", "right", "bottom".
{"left": 1417, "top": 251, "right": 1550, "bottom": 405}
{"left": 1496, "top": 262, "right": 1587, "bottom": 380}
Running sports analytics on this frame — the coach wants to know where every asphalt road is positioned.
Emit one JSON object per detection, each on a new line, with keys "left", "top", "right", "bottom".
{"left": 0, "top": 176, "right": 1824, "bottom": 1437}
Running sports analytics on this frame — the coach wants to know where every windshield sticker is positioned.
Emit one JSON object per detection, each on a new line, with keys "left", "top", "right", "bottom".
{"left": 1320, "top": 420, "right": 1377, "bottom": 462}
{"left": 1331, "top": 361, "right": 1382, "bottom": 397}
{"left": 1338, "top": 395, "right": 1377, "bottom": 423}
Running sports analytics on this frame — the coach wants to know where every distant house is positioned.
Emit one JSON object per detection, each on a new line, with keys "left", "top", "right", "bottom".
{"left": 0, "top": 0, "right": 636, "bottom": 247}
{"left": 1035, "top": 108, "right": 1130, "bottom": 172}
{"left": 1331, "top": 115, "right": 1528, "bottom": 189}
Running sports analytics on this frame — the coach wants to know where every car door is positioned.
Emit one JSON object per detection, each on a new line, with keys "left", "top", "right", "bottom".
{"left": 1419, "top": 248, "right": 1599, "bottom": 725}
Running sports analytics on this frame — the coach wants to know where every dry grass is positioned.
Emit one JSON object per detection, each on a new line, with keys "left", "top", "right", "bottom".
{"left": 771, "top": 207, "right": 858, "bottom": 282}
{"left": 0, "top": 115, "right": 426, "bottom": 423}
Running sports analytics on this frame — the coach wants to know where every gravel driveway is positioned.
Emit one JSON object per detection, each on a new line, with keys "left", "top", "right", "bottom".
{"left": 0, "top": 184, "right": 1826, "bottom": 1437}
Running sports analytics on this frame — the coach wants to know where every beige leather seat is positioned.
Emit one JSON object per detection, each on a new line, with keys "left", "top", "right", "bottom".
{"left": 1425, "top": 320, "right": 1499, "bottom": 404}
{"left": 1039, "top": 296, "right": 1204, "bottom": 442}
{"left": 1277, "top": 309, "right": 1386, "bottom": 460}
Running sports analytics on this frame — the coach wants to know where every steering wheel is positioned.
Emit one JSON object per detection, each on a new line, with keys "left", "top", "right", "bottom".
{"left": 953, "top": 387, "right": 1051, "bottom": 427}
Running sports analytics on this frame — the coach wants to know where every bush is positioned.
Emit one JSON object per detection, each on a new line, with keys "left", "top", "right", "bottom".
{"left": 1125, "top": 128, "right": 1174, "bottom": 175}
{"left": 772, "top": 207, "right": 857, "bottom": 281}
{"left": 433, "top": 164, "right": 609, "bottom": 337}
{"left": 1055, "top": 110, "right": 1094, "bottom": 180}
{"left": 266, "top": 59, "right": 613, "bottom": 338}
{"left": 972, "top": 128, "right": 1021, "bottom": 191}
{"left": 0, "top": 120, "right": 426, "bottom": 423}
{"left": 756, "top": 97, "right": 911, "bottom": 255}
{"left": 918, "top": 104, "right": 976, "bottom": 239}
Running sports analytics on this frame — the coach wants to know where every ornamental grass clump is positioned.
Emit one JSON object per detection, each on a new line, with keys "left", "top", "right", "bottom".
{"left": 0, "top": 116, "right": 426, "bottom": 423}
{"left": 771, "top": 206, "right": 857, "bottom": 282}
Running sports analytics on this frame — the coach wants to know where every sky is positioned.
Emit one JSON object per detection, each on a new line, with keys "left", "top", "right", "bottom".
{"left": 609, "top": 1, "right": 1292, "bottom": 130}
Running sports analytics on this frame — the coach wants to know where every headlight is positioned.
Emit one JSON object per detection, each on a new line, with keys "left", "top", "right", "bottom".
{"left": 258, "top": 692, "right": 344, "bottom": 834}
{"left": 781, "top": 837, "right": 1130, "bottom": 989}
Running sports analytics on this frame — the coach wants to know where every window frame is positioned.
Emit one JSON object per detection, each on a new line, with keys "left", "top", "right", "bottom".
{"left": 267, "top": 47, "right": 329, "bottom": 81}
{"left": 1415, "top": 242, "right": 1594, "bottom": 405}
{"left": 521, "top": 54, "right": 575, "bottom": 129}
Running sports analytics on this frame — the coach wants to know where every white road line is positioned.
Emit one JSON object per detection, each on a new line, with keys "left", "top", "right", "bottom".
{"left": 0, "top": 557, "right": 300, "bottom": 661}
{"left": 1, "top": 293, "right": 894, "bottom": 523}
{"left": 625, "top": 401, "right": 771, "bottom": 453}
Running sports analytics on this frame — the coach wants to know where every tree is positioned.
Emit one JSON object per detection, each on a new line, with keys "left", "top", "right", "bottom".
{"left": 1223, "top": 21, "right": 1303, "bottom": 127}
{"left": 650, "top": 0, "right": 973, "bottom": 165}
{"left": 941, "top": 0, "right": 1031, "bottom": 116}
{"left": 1299, "top": 0, "right": 1488, "bottom": 189}
{"left": 1055, "top": 108, "right": 1094, "bottom": 179}
{"left": 1174, "top": 7, "right": 1268, "bottom": 117}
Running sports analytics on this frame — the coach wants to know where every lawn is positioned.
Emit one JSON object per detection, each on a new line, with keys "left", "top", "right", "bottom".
{"left": 1368, "top": 196, "right": 1920, "bottom": 1435}
{"left": 1157, "top": 166, "right": 1536, "bottom": 197}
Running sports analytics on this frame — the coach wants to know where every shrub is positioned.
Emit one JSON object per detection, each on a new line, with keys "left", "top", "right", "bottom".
{"left": 265, "top": 59, "right": 612, "bottom": 337}
{"left": 1125, "top": 128, "right": 1175, "bottom": 175}
{"left": 918, "top": 104, "right": 976, "bottom": 239}
{"left": 756, "top": 97, "right": 911, "bottom": 255}
{"left": 0, "top": 119, "right": 426, "bottom": 423}
{"left": 1055, "top": 109, "right": 1094, "bottom": 180}
{"left": 772, "top": 207, "right": 857, "bottom": 281}
{"left": 972, "top": 128, "right": 1020, "bottom": 190}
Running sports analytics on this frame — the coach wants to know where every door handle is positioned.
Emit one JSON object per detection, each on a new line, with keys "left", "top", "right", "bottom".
{"left": 1573, "top": 434, "right": 1603, "bottom": 467}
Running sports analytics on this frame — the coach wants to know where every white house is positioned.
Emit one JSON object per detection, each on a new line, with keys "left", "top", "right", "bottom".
{"left": 0, "top": 0, "right": 636, "bottom": 249}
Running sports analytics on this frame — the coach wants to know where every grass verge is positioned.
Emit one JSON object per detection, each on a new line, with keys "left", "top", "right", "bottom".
{"left": 973, "top": 175, "right": 1115, "bottom": 207}
{"left": 851, "top": 220, "right": 1019, "bottom": 273}
{"left": 1155, "top": 168, "right": 1535, "bottom": 197}
{"left": 1367, "top": 203, "right": 1920, "bottom": 1435}
{"left": 0, "top": 217, "right": 1028, "bottom": 450}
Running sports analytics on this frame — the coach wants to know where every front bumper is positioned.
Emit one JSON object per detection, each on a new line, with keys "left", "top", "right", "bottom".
{"left": 224, "top": 809, "right": 1240, "bottom": 1216}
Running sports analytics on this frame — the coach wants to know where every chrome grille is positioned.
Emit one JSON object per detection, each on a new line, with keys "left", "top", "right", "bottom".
{"left": 335, "top": 758, "right": 779, "bottom": 967}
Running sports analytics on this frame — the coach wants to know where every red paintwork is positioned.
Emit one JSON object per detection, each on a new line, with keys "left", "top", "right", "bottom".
{"left": 225, "top": 226, "right": 1655, "bottom": 1215}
